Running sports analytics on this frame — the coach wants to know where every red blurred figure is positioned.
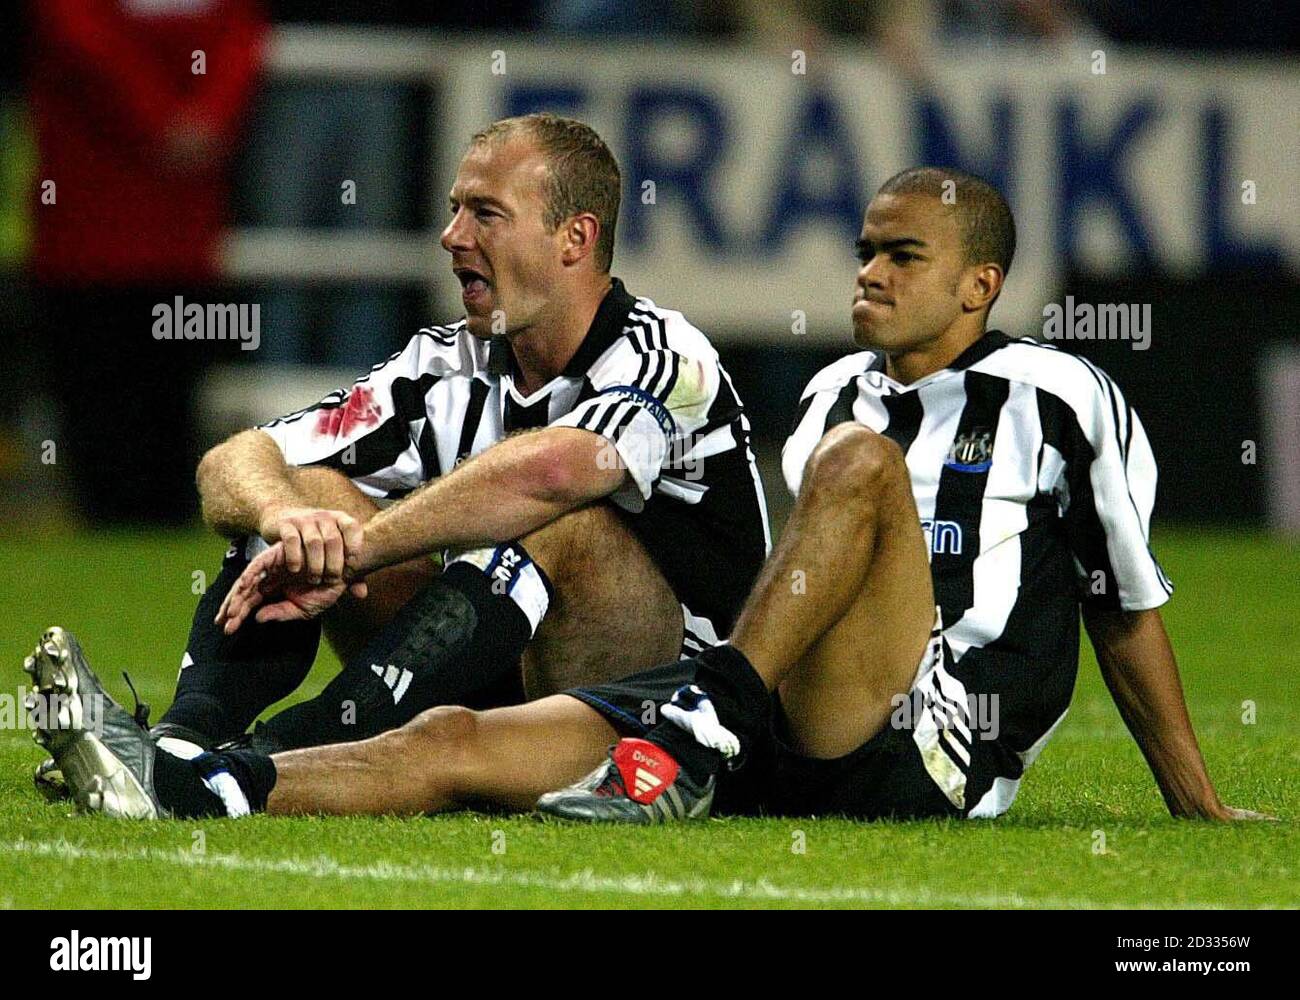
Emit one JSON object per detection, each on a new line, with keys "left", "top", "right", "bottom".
{"left": 31, "top": 0, "right": 265, "bottom": 283}
{"left": 29, "top": 0, "right": 266, "bottom": 524}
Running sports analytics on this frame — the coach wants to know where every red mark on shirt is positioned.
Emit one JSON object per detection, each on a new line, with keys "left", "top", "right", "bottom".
{"left": 315, "top": 385, "right": 382, "bottom": 438}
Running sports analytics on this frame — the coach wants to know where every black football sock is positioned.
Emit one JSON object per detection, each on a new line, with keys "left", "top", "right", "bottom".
{"left": 258, "top": 554, "right": 544, "bottom": 752}
{"left": 648, "top": 643, "right": 771, "bottom": 779}
{"left": 207, "top": 748, "right": 278, "bottom": 812}
{"left": 160, "top": 538, "right": 320, "bottom": 743}
{"left": 151, "top": 747, "right": 278, "bottom": 819}
{"left": 151, "top": 748, "right": 225, "bottom": 819}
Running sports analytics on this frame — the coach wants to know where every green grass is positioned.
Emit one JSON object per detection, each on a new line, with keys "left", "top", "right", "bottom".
{"left": 0, "top": 528, "right": 1296, "bottom": 908}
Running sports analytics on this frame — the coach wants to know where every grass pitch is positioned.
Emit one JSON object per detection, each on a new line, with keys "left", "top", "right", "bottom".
{"left": 0, "top": 528, "right": 1296, "bottom": 909}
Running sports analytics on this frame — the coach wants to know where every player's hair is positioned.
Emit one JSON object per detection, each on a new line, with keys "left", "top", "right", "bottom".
{"left": 877, "top": 166, "right": 1016, "bottom": 276}
{"left": 472, "top": 113, "right": 622, "bottom": 272}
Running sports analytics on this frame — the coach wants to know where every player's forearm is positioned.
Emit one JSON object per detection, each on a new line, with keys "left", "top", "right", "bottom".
{"left": 1086, "top": 607, "right": 1223, "bottom": 818}
{"left": 355, "top": 428, "right": 621, "bottom": 575}
{"left": 196, "top": 429, "right": 307, "bottom": 538}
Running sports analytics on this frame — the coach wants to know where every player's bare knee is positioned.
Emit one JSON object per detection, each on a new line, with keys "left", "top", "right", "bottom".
{"left": 394, "top": 705, "right": 480, "bottom": 804}
{"left": 804, "top": 424, "right": 906, "bottom": 501}
{"left": 405, "top": 704, "right": 479, "bottom": 753}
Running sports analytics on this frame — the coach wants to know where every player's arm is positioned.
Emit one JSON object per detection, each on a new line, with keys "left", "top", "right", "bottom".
{"left": 196, "top": 429, "right": 365, "bottom": 582}
{"left": 206, "top": 332, "right": 452, "bottom": 578}
{"left": 352, "top": 427, "right": 625, "bottom": 576}
{"left": 1084, "top": 605, "right": 1271, "bottom": 821}
{"left": 1061, "top": 369, "right": 1272, "bottom": 821}
{"left": 216, "top": 426, "right": 624, "bottom": 634}
{"left": 197, "top": 428, "right": 308, "bottom": 539}
{"left": 355, "top": 331, "right": 712, "bottom": 574}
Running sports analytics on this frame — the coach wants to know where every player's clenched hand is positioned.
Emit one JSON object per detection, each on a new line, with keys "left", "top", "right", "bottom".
{"left": 257, "top": 506, "right": 365, "bottom": 584}
{"left": 214, "top": 541, "right": 369, "bottom": 635}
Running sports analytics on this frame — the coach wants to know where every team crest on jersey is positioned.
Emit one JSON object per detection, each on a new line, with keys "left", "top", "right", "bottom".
{"left": 945, "top": 428, "right": 994, "bottom": 473}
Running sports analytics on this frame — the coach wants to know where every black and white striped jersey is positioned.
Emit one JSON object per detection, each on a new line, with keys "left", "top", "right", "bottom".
{"left": 783, "top": 330, "right": 1173, "bottom": 816}
{"left": 258, "top": 278, "right": 771, "bottom": 633}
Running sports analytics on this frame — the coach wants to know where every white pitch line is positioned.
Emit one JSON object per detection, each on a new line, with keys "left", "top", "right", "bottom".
{"left": 0, "top": 838, "right": 1222, "bottom": 909}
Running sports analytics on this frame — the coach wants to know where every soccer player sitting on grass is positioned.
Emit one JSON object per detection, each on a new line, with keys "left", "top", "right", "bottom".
{"left": 25, "top": 113, "right": 769, "bottom": 805}
{"left": 25, "top": 167, "right": 1270, "bottom": 824}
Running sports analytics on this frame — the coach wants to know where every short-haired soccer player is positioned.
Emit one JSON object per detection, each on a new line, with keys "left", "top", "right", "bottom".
{"left": 27, "top": 168, "right": 1267, "bottom": 825}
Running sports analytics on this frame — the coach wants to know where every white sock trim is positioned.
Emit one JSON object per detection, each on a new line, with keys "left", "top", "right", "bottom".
{"left": 156, "top": 736, "right": 205, "bottom": 761}
{"left": 445, "top": 543, "right": 551, "bottom": 637}
{"left": 200, "top": 770, "right": 251, "bottom": 819}
{"left": 662, "top": 685, "right": 742, "bottom": 760}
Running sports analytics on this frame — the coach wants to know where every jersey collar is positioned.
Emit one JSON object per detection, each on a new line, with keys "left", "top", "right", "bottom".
{"left": 562, "top": 276, "right": 637, "bottom": 377}
{"left": 872, "top": 329, "right": 1012, "bottom": 388}
{"left": 491, "top": 277, "right": 636, "bottom": 384}
{"left": 948, "top": 329, "right": 1012, "bottom": 371}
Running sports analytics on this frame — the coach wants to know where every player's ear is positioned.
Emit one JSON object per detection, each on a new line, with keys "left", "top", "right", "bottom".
{"left": 962, "top": 263, "right": 1004, "bottom": 313}
{"left": 559, "top": 213, "right": 600, "bottom": 267}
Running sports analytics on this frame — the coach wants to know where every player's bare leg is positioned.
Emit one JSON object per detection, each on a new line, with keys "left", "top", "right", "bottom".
{"left": 516, "top": 503, "right": 684, "bottom": 697}
{"left": 22, "top": 623, "right": 618, "bottom": 820}
{"left": 729, "top": 423, "right": 934, "bottom": 756}
{"left": 266, "top": 697, "right": 617, "bottom": 816}
{"left": 537, "top": 423, "right": 936, "bottom": 822}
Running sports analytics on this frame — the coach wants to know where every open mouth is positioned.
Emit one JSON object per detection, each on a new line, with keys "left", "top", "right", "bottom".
{"left": 455, "top": 267, "right": 490, "bottom": 297}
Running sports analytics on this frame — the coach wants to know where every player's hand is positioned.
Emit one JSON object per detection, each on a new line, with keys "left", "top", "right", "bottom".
{"left": 1184, "top": 797, "right": 1279, "bottom": 822}
{"left": 1209, "top": 805, "right": 1279, "bottom": 822}
{"left": 215, "top": 541, "right": 369, "bottom": 635}
{"left": 258, "top": 506, "right": 365, "bottom": 585}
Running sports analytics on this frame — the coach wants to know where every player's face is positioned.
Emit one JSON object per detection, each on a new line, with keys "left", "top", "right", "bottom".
{"left": 441, "top": 136, "right": 567, "bottom": 339}
{"left": 851, "top": 193, "right": 969, "bottom": 354}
